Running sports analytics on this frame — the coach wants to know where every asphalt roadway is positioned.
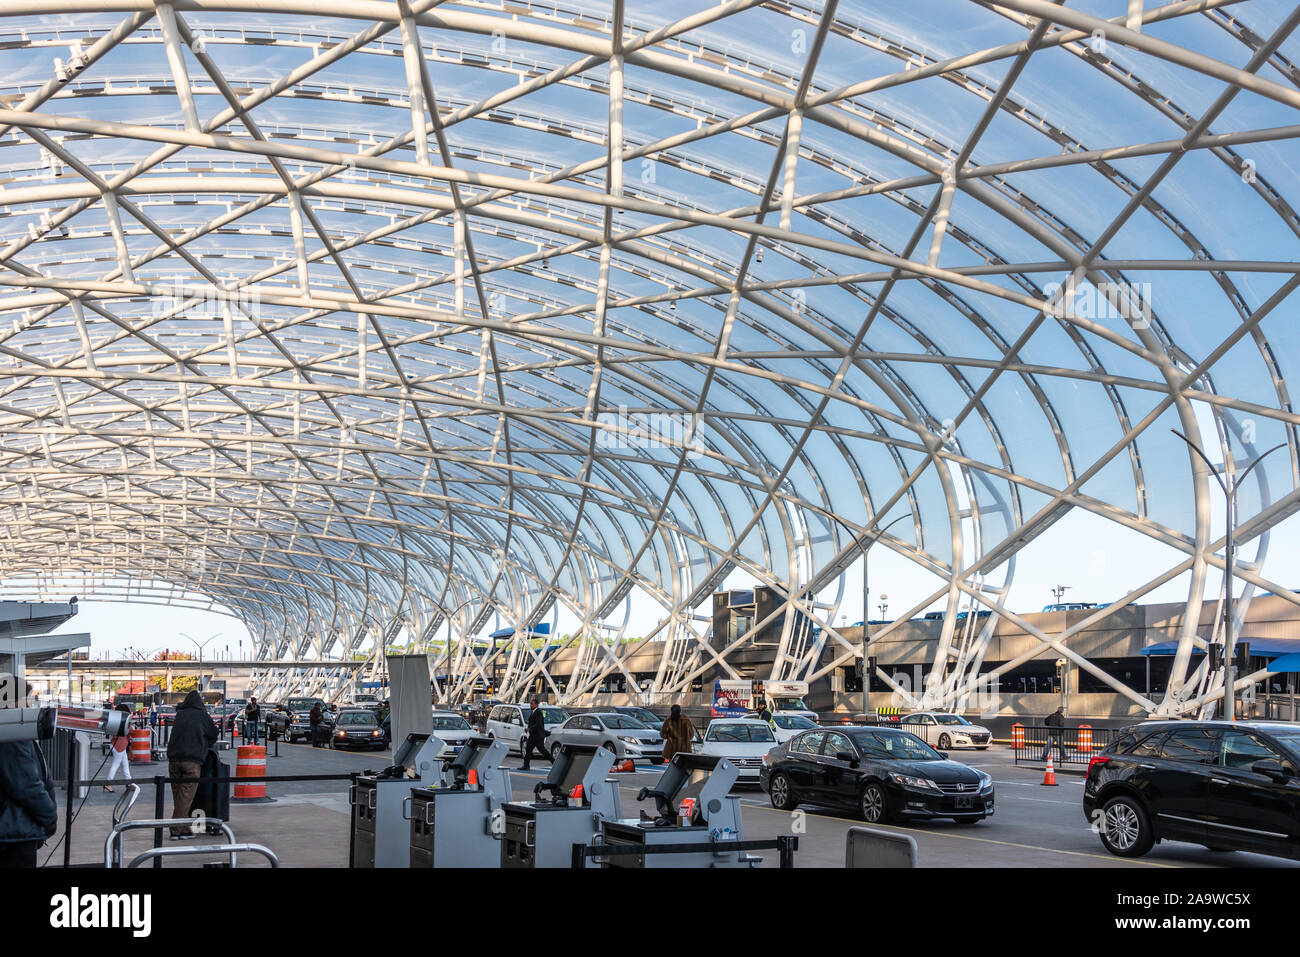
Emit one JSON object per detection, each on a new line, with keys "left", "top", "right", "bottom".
{"left": 48, "top": 738, "right": 1300, "bottom": 868}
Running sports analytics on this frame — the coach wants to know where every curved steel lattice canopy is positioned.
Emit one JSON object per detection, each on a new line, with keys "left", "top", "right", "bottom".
{"left": 1, "top": 0, "right": 1299, "bottom": 712}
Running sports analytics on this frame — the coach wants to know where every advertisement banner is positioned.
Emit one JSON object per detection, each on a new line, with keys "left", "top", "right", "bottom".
{"left": 712, "top": 679, "right": 752, "bottom": 717}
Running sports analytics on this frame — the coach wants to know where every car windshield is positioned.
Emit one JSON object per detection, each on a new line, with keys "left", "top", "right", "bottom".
{"left": 600, "top": 715, "right": 646, "bottom": 729}
{"left": 287, "top": 698, "right": 321, "bottom": 711}
{"left": 772, "top": 697, "right": 808, "bottom": 711}
{"left": 773, "top": 715, "right": 816, "bottom": 729}
{"left": 541, "top": 708, "right": 568, "bottom": 723}
{"left": 934, "top": 714, "right": 971, "bottom": 725}
{"left": 432, "top": 716, "right": 471, "bottom": 731}
{"left": 849, "top": 729, "right": 943, "bottom": 761}
{"left": 710, "top": 723, "right": 775, "bottom": 743}
{"left": 338, "top": 712, "right": 375, "bottom": 727}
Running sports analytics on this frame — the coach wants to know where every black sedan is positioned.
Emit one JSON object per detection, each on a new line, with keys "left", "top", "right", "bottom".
{"left": 759, "top": 725, "right": 994, "bottom": 824}
{"left": 330, "top": 709, "right": 387, "bottom": 750}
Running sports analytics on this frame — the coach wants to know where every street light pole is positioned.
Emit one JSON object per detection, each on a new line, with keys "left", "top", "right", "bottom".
{"left": 828, "top": 512, "right": 911, "bottom": 716}
{"left": 1171, "top": 431, "right": 1284, "bottom": 721}
{"left": 179, "top": 631, "right": 222, "bottom": 693}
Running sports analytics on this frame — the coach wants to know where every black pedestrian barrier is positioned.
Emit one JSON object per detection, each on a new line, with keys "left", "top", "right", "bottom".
{"left": 570, "top": 835, "right": 798, "bottom": 869}
{"left": 1012, "top": 723, "right": 1114, "bottom": 768}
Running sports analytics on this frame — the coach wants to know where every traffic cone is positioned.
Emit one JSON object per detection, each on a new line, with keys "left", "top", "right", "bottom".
{"left": 613, "top": 758, "right": 634, "bottom": 773}
{"left": 1042, "top": 753, "right": 1058, "bottom": 786}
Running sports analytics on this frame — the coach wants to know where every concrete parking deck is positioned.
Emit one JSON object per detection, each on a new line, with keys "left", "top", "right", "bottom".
{"left": 45, "top": 742, "right": 1300, "bottom": 868}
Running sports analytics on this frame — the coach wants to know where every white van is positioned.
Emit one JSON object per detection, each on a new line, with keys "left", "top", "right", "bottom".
{"left": 484, "top": 702, "right": 570, "bottom": 755}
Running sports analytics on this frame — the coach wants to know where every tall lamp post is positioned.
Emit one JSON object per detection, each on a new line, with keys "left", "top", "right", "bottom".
{"left": 1171, "top": 430, "right": 1285, "bottom": 721}
{"left": 179, "top": 631, "right": 222, "bottom": 692}
{"left": 829, "top": 512, "right": 912, "bottom": 716}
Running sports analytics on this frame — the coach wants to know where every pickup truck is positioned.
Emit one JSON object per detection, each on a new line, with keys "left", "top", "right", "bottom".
{"left": 266, "top": 697, "right": 336, "bottom": 743}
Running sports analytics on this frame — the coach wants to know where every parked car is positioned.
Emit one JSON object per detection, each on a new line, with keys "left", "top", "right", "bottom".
{"left": 695, "top": 719, "right": 779, "bottom": 783}
{"left": 268, "top": 697, "right": 336, "bottom": 743}
{"left": 545, "top": 712, "right": 665, "bottom": 762}
{"left": 484, "top": 702, "right": 569, "bottom": 755}
{"left": 900, "top": 712, "right": 992, "bottom": 750}
{"left": 760, "top": 725, "right": 994, "bottom": 824}
{"left": 748, "top": 711, "right": 820, "bottom": 744}
{"left": 609, "top": 706, "right": 664, "bottom": 728}
{"left": 1084, "top": 720, "right": 1300, "bottom": 860}
{"left": 431, "top": 710, "right": 477, "bottom": 758}
{"left": 330, "top": 708, "right": 387, "bottom": 750}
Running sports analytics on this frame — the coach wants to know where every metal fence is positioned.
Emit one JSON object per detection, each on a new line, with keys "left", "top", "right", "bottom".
{"left": 1011, "top": 723, "right": 1115, "bottom": 768}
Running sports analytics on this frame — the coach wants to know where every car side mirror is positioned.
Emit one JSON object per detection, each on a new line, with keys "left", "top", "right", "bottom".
{"left": 835, "top": 750, "right": 859, "bottom": 768}
{"left": 1252, "top": 759, "right": 1289, "bottom": 782}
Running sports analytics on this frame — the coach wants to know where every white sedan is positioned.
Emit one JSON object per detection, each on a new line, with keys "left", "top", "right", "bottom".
{"left": 694, "top": 719, "right": 778, "bottom": 783}
{"left": 746, "top": 712, "right": 820, "bottom": 744}
{"left": 431, "top": 710, "right": 477, "bottom": 758}
{"left": 899, "top": 712, "right": 992, "bottom": 750}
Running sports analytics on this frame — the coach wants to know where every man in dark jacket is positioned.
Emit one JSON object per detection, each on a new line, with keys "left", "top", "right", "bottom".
{"left": 0, "top": 739, "right": 58, "bottom": 867}
{"left": 1040, "top": 706, "right": 1066, "bottom": 762}
{"left": 243, "top": 697, "right": 261, "bottom": 745}
{"left": 521, "top": 698, "right": 551, "bottom": 770}
{"left": 309, "top": 703, "right": 324, "bottom": 747}
{"left": 166, "top": 690, "right": 218, "bottom": 838}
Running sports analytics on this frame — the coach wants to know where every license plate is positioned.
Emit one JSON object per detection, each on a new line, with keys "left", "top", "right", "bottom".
{"left": 955, "top": 796, "right": 973, "bottom": 809}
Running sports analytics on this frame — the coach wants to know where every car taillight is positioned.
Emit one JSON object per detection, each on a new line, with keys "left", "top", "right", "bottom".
{"left": 1087, "top": 755, "right": 1110, "bottom": 777}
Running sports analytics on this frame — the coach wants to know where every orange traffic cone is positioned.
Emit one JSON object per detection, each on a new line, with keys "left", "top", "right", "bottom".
{"left": 613, "top": 758, "right": 634, "bottom": 773}
{"left": 1042, "top": 753, "right": 1058, "bottom": 786}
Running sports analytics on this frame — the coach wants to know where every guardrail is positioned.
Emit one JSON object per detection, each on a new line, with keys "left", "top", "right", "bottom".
{"left": 570, "top": 835, "right": 798, "bottom": 868}
{"left": 1011, "top": 723, "right": 1114, "bottom": 768}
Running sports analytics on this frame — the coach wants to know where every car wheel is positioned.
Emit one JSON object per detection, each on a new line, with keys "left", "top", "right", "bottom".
{"left": 768, "top": 772, "right": 797, "bottom": 811}
{"left": 859, "top": 782, "right": 889, "bottom": 824}
{"left": 603, "top": 741, "right": 619, "bottom": 758}
{"left": 938, "top": 734, "right": 951, "bottom": 751}
{"left": 1098, "top": 795, "right": 1155, "bottom": 858}
{"left": 551, "top": 742, "right": 562, "bottom": 760}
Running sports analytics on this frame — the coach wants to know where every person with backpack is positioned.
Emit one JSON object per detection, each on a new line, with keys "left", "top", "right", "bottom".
{"left": 1040, "top": 706, "right": 1067, "bottom": 762}
{"left": 104, "top": 704, "right": 132, "bottom": 792}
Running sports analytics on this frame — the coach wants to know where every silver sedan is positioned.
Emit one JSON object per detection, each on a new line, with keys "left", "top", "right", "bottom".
{"left": 545, "top": 712, "right": 665, "bottom": 763}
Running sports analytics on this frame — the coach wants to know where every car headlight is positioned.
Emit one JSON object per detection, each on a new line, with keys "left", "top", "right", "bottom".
{"left": 618, "top": 736, "right": 640, "bottom": 745}
{"left": 372, "top": 730, "right": 382, "bottom": 737}
{"left": 977, "top": 770, "right": 993, "bottom": 791}
{"left": 889, "top": 772, "right": 939, "bottom": 791}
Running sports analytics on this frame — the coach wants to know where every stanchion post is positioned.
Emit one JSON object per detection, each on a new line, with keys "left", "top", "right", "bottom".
{"left": 347, "top": 772, "right": 357, "bottom": 868}
{"left": 153, "top": 775, "right": 166, "bottom": 868}
{"left": 64, "top": 731, "right": 76, "bottom": 868}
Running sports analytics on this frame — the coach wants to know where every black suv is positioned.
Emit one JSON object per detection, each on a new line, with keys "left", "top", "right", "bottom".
{"left": 1084, "top": 720, "right": 1300, "bottom": 860}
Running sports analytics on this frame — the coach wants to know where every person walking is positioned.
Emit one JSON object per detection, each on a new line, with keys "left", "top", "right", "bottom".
{"left": 659, "top": 704, "right": 696, "bottom": 763}
{"left": 521, "top": 698, "right": 551, "bottom": 770}
{"left": 243, "top": 697, "right": 261, "bottom": 746}
{"left": 309, "top": 702, "right": 324, "bottom": 748}
{"left": 104, "top": 704, "right": 132, "bottom": 792}
{"left": 1040, "top": 706, "right": 1066, "bottom": 762}
{"left": 166, "top": 690, "right": 218, "bottom": 839}
{"left": 0, "top": 733, "right": 58, "bottom": 868}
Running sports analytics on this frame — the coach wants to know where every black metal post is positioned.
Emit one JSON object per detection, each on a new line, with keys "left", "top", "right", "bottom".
{"left": 153, "top": 774, "right": 165, "bottom": 868}
{"left": 63, "top": 731, "right": 76, "bottom": 868}
{"left": 347, "top": 771, "right": 357, "bottom": 868}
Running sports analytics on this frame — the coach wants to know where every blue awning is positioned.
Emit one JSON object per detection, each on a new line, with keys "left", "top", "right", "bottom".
{"left": 1264, "top": 653, "right": 1300, "bottom": 673}
{"left": 1140, "top": 638, "right": 1300, "bottom": 657}
{"left": 487, "top": 623, "right": 551, "bottom": 640}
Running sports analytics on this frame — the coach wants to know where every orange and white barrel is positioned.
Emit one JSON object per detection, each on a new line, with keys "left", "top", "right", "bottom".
{"left": 1078, "top": 724, "right": 1093, "bottom": 754}
{"left": 1011, "top": 723, "right": 1025, "bottom": 750}
{"left": 128, "top": 728, "right": 152, "bottom": 764}
{"left": 234, "top": 745, "right": 267, "bottom": 799}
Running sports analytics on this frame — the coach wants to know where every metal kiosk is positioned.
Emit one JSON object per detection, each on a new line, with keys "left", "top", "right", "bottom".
{"left": 351, "top": 733, "right": 443, "bottom": 868}
{"left": 501, "top": 744, "right": 620, "bottom": 868}
{"left": 598, "top": 753, "right": 760, "bottom": 868}
{"left": 408, "top": 735, "right": 511, "bottom": 868}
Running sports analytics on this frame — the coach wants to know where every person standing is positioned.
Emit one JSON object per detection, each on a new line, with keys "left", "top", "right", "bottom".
{"left": 309, "top": 702, "right": 324, "bottom": 748}
{"left": 0, "top": 735, "right": 57, "bottom": 868}
{"left": 659, "top": 704, "right": 696, "bottom": 763}
{"left": 166, "top": 690, "right": 218, "bottom": 839}
{"left": 243, "top": 697, "right": 261, "bottom": 745}
{"left": 104, "top": 704, "right": 132, "bottom": 792}
{"left": 521, "top": 698, "right": 550, "bottom": 770}
{"left": 1040, "top": 706, "right": 1066, "bottom": 762}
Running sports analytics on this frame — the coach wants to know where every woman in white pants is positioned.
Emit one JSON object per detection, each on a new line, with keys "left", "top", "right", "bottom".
{"left": 104, "top": 708, "right": 132, "bottom": 792}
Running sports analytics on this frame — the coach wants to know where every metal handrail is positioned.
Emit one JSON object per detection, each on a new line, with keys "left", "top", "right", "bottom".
{"left": 105, "top": 818, "right": 237, "bottom": 868}
{"left": 127, "top": 843, "right": 280, "bottom": 868}
{"left": 111, "top": 783, "right": 140, "bottom": 828}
